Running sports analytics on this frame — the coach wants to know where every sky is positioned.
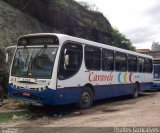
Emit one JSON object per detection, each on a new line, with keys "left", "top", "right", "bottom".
{"left": 75, "top": 0, "right": 160, "bottom": 49}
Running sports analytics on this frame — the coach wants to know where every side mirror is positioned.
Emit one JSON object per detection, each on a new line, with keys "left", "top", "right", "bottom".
{"left": 6, "top": 53, "right": 9, "bottom": 63}
{"left": 5, "top": 46, "right": 16, "bottom": 63}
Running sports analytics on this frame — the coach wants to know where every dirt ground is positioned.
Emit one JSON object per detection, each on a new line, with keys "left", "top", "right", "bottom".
{"left": 0, "top": 90, "right": 160, "bottom": 129}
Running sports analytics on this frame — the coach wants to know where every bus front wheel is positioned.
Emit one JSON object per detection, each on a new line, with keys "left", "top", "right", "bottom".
{"left": 77, "top": 87, "right": 94, "bottom": 109}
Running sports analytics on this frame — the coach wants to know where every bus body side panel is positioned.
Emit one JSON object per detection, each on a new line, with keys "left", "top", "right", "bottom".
{"left": 140, "top": 82, "right": 153, "bottom": 91}
{"left": 8, "top": 81, "right": 152, "bottom": 106}
{"left": 94, "top": 84, "right": 132, "bottom": 100}
{"left": 93, "top": 82, "right": 152, "bottom": 100}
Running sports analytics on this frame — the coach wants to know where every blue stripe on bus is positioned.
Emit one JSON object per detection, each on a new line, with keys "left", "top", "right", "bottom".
{"left": 8, "top": 82, "right": 153, "bottom": 105}
{"left": 152, "top": 83, "right": 160, "bottom": 89}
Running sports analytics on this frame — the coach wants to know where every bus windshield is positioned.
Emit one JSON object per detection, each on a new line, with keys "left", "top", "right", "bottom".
{"left": 154, "top": 64, "right": 160, "bottom": 79}
{"left": 11, "top": 47, "right": 58, "bottom": 79}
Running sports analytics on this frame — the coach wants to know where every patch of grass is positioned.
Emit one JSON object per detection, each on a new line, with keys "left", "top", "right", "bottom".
{"left": 1, "top": 99, "right": 39, "bottom": 110}
{"left": 0, "top": 111, "right": 30, "bottom": 123}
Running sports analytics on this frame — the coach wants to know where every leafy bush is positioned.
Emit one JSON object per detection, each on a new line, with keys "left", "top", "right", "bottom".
{"left": 112, "top": 28, "right": 135, "bottom": 51}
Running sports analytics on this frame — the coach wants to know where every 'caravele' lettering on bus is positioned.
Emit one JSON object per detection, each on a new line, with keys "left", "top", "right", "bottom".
{"left": 88, "top": 72, "right": 113, "bottom": 82}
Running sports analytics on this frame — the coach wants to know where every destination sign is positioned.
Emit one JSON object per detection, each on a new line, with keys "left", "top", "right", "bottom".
{"left": 18, "top": 35, "right": 59, "bottom": 46}
{"left": 31, "top": 38, "right": 54, "bottom": 44}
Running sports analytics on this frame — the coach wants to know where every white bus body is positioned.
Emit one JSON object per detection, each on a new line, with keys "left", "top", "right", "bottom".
{"left": 8, "top": 33, "right": 153, "bottom": 108}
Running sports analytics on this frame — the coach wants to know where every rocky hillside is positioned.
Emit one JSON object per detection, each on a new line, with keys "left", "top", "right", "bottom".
{"left": 0, "top": 0, "right": 114, "bottom": 71}
{"left": 0, "top": 0, "right": 134, "bottom": 71}
{"left": 0, "top": 0, "right": 51, "bottom": 50}
{"left": 0, "top": 0, "right": 51, "bottom": 73}
{"left": 2, "top": 0, "right": 113, "bottom": 44}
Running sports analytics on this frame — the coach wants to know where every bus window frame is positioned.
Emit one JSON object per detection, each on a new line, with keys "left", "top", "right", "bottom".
{"left": 102, "top": 48, "right": 114, "bottom": 71}
{"left": 57, "top": 41, "right": 83, "bottom": 80}
{"left": 115, "top": 51, "right": 127, "bottom": 72}
{"left": 127, "top": 54, "right": 138, "bottom": 72}
{"left": 145, "top": 58, "right": 153, "bottom": 73}
{"left": 138, "top": 57, "right": 146, "bottom": 73}
{"left": 84, "top": 45, "right": 101, "bottom": 71}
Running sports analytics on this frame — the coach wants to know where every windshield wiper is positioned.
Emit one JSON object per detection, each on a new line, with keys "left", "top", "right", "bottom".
{"left": 24, "top": 47, "right": 29, "bottom": 69}
{"left": 34, "top": 46, "right": 47, "bottom": 58}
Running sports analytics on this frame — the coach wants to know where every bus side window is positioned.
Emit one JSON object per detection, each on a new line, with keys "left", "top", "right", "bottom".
{"left": 115, "top": 52, "right": 127, "bottom": 71}
{"left": 149, "top": 59, "right": 153, "bottom": 73}
{"left": 145, "top": 58, "right": 153, "bottom": 73}
{"left": 85, "top": 46, "right": 101, "bottom": 70}
{"left": 58, "top": 42, "right": 83, "bottom": 80}
{"left": 102, "top": 49, "right": 114, "bottom": 71}
{"left": 128, "top": 55, "right": 137, "bottom": 72}
{"left": 138, "top": 57, "right": 145, "bottom": 73}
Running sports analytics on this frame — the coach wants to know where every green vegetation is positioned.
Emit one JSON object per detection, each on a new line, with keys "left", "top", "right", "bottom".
{"left": 112, "top": 28, "right": 135, "bottom": 51}
{"left": 79, "top": 1, "right": 99, "bottom": 12}
{"left": 0, "top": 100, "right": 40, "bottom": 123}
{"left": 82, "top": 18, "right": 97, "bottom": 26}
{"left": 49, "top": 0, "right": 66, "bottom": 9}
{"left": 0, "top": 111, "right": 30, "bottom": 122}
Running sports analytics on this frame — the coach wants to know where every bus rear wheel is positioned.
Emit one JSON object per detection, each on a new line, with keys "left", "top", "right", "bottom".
{"left": 77, "top": 87, "right": 94, "bottom": 109}
{"left": 132, "top": 83, "right": 139, "bottom": 98}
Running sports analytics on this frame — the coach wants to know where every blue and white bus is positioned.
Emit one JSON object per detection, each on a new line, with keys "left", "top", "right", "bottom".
{"left": 153, "top": 58, "right": 160, "bottom": 89}
{"left": 7, "top": 33, "right": 153, "bottom": 108}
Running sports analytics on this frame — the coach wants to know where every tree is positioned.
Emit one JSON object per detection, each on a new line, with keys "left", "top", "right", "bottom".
{"left": 79, "top": 1, "right": 99, "bottom": 12}
{"left": 112, "top": 28, "right": 135, "bottom": 51}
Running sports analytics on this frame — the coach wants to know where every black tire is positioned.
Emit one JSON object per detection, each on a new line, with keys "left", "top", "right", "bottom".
{"left": 132, "top": 83, "right": 139, "bottom": 98}
{"left": 77, "top": 87, "right": 94, "bottom": 109}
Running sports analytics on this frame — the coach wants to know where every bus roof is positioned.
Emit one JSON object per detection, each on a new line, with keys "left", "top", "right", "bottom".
{"left": 19, "top": 33, "right": 153, "bottom": 59}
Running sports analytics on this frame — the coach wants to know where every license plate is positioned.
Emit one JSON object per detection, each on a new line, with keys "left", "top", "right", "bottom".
{"left": 22, "top": 92, "right": 30, "bottom": 97}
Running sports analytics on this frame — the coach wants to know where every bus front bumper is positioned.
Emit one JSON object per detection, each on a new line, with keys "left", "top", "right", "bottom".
{"left": 8, "top": 84, "right": 65, "bottom": 105}
{"left": 8, "top": 84, "right": 81, "bottom": 105}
